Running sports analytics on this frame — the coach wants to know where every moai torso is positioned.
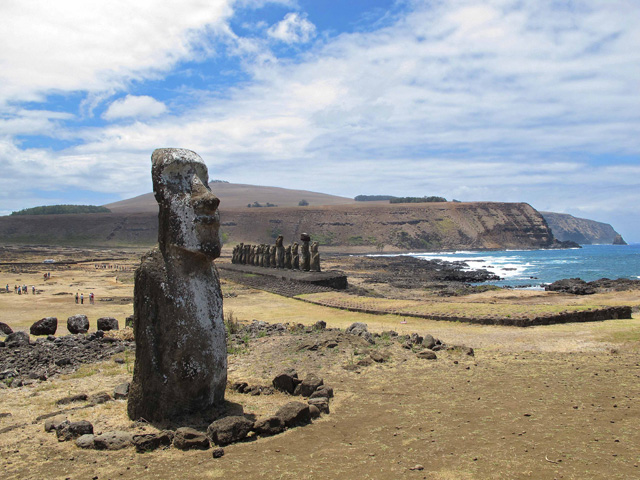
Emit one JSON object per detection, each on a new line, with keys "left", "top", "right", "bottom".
{"left": 310, "top": 241, "right": 321, "bottom": 272}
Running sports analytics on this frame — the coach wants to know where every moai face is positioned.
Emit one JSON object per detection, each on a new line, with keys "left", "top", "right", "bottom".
{"left": 152, "top": 148, "right": 221, "bottom": 259}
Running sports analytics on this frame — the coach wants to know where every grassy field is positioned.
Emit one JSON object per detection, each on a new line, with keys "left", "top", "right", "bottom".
{"left": 2, "top": 252, "right": 640, "bottom": 479}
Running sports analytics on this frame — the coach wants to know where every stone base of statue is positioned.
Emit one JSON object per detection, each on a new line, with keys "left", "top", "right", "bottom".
{"left": 218, "top": 263, "right": 348, "bottom": 290}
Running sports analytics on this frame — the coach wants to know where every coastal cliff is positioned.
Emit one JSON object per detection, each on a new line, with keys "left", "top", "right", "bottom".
{"left": 0, "top": 202, "right": 559, "bottom": 251}
{"left": 541, "top": 212, "right": 627, "bottom": 245}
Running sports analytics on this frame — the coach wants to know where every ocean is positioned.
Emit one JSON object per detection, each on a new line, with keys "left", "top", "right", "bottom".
{"left": 379, "top": 244, "right": 640, "bottom": 288}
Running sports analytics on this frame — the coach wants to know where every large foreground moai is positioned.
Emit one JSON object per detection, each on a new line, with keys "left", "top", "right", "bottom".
{"left": 128, "top": 148, "right": 227, "bottom": 423}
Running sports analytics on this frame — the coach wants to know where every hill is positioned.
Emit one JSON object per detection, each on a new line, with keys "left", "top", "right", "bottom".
{"left": 105, "top": 182, "right": 355, "bottom": 213}
{"left": 541, "top": 212, "right": 627, "bottom": 245}
{"left": 0, "top": 201, "right": 560, "bottom": 251}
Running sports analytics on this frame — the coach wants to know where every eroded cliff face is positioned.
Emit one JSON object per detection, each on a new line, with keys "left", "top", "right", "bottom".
{"left": 0, "top": 202, "right": 558, "bottom": 251}
{"left": 541, "top": 212, "right": 626, "bottom": 245}
{"left": 221, "top": 202, "right": 556, "bottom": 251}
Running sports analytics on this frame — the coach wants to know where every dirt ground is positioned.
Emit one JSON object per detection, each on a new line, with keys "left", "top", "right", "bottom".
{"left": 2, "top": 247, "right": 640, "bottom": 480}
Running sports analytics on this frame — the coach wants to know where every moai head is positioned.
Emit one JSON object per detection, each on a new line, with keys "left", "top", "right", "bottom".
{"left": 300, "top": 233, "right": 311, "bottom": 243}
{"left": 152, "top": 148, "right": 221, "bottom": 259}
{"left": 311, "top": 241, "right": 319, "bottom": 253}
{"left": 276, "top": 235, "right": 284, "bottom": 247}
{"left": 292, "top": 242, "right": 299, "bottom": 254}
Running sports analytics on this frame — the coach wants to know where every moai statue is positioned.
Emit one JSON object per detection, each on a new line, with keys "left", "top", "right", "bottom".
{"left": 275, "top": 235, "right": 285, "bottom": 268}
{"left": 128, "top": 148, "right": 226, "bottom": 423}
{"left": 253, "top": 245, "right": 259, "bottom": 266}
{"left": 270, "top": 245, "right": 277, "bottom": 268}
{"left": 292, "top": 242, "right": 300, "bottom": 270}
{"left": 256, "top": 245, "right": 262, "bottom": 267}
{"left": 231, "top": 245, "right": 237, "bottom": 264}
{"left": 238, "top": 243, "right": 244, "bottom": 264}
{"left": 244, "top": 244, "right": 251, "bottom": 265}
{"left": 263, "top": 244, "right": 271, "bottom": 267}
{"left": 300, "top": 233, "right": 311, "bottom": 271}
{"left": 250, "top": 245, "right": 256, "bottom": 266}
{"left": 310, "top": 241, "right": 321, "bottom": 272}
{"left": 284, "top": 244, "right": 292, "bottom": 269}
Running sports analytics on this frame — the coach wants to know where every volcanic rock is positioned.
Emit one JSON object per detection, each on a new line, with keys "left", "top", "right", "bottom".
{"left": 67, "top": 315, "right": 89, "bottom": 334}
{"left": 30, "top": 317, "right": 57, "bottom": 336}
{"left": 207, "top": 415, "right": 254, "bottom": 446}
{"left": 96, "top": 317, "right": 119, "bottom": 331}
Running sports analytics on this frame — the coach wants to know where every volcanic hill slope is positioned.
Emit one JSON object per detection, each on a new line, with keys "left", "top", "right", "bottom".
{"left": 0, "top": 180, "right": 561, "bottom": 251}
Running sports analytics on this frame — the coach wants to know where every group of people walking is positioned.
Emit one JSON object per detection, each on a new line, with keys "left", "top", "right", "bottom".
{"left": 75, "top": 292, "right": 95, "bottom": 304}
{"left": 9, "top": 284, "right": 35, "bottom": 295}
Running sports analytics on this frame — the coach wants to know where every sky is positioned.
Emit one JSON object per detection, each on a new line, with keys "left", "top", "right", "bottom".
{"left": 1, "top": 0, "right": 639, "bottom": 241}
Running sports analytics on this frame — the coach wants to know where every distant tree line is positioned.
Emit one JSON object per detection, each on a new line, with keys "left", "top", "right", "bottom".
{"left": 389, "top": 196, "right": 447, "bottom": 204}
{"left": 355, "top": 195, "right": 448, "bottom": 203}
{"left": 10, "top": 205, "right": 111, "bottom": 215}
{"left": 247, "top": 201, "right": 278, "bottom": 208}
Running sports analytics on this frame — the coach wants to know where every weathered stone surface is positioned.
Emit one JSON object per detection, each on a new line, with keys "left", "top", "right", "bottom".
{"left": 275, "top": 235, "right": 285, "bottom": 268}
{"left": 113, "top": 382, "right": 130, "bottom": 400}
{"left": 96, "top": 317, "right": 119, "bottom": 331}
{"left": 76, "top": 434, "right": 95, "bottom": 449}
{"left": 30, "top": 317, "right": 57, "bottom": 336}
{"left": 207, "top": 415, "right": 253, "bottom": 446}
{"left": 300, "top": 233, "right": 311, "bottom": 271}
{"left": 370, "top": 351, "right": 391, "bottom": 363}
{"left": 5, "top": 331, "right": 29, "bottom": 348}
{"left": 275, "top": 402, "right": 311, "bottom": 428}
{"left": 310, "top": 241, "right": 320, "bottom": 272}
{"left": 272, "top": 368, "right": 301, "bottom": 395}
{"left": 253, "top": 415, "right": 285, "bottom": 436}
{"left": 416, "top": 350, "right": 437, "bottom": 360}
{"left": 128, "top": 149, "right": 227, "bottom": 423}
{"left": 345, "top": 322, "right": 374, "bottom": 344}
{"left": 56, "top": 420, "right": 93, "bottom": 442}
{"left": 94, "top": 431, "right": 133, "bottom": 450}
{"left": 294, "top": 374, "right": 324, "bottom": 397}
{"left": 67, "top": 315, "right": 89, "bottom": 334}
{"left": 308, "top": 404, "right": 321, "bottom": 419}
{"left": 308, "top": 397, "right": 330, "bottom": 414}
{"left": 132, "top": 431, "right": 174, "bottom": 453}
{"left": 173, "top": 427, "right": 209, "bottom": 450}
{"left": 0, "top": 322, "right": 13, "bottom": 335}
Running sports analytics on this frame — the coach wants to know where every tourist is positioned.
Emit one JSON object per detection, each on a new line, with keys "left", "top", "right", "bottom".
{"left": 90, "top": 292, "right": 94, "bottom": 304}
{"left": 80, "top": 293, "right": 84, "bottom": 304}
{"left": 75, "top": 292, "right": 79, "bottom": 304}
{"left": 5, "top": 284, "right": 8, "bottom": 293}
{"left": 32, "top": 285, "right": 35, "bottom": 295}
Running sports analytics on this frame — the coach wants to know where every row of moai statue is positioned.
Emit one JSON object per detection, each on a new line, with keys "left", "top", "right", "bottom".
{"left": 232, "top": 233, "right": 321, "bottom": 272}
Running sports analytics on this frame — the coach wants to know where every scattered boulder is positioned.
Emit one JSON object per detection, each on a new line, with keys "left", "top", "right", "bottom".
{"left": 422, "top": 334, "right": 436, "bottom": 349}
{"left": 294, "top": 373, "right": 323, "bottom": 397}
{"left": 312, "top": 320, "right": 326, "bottom": 330}
{"left": 56, "top": 393, "right": 88, "bottom": 406}
{"left": 88, "top": 392, "right": 112, "bottom": 405}
{"left": 416, "top": 350, "right": 437, "bottom": 360}
{"left": 44, "top": 415, "right": 68, "bottom": 432}
{"left": 56, "top": 420, "right": 94, "bottom": 442}
{"left": 275, "top": 402, "right": 311, "bottom": 428}
{"left": 76, "top": 434, "right": 95, "bottom": 449}
{"left": 97, "top": 317, "right": 119, "bottom": 331}
{"left": 125, "top": 315, "right": 134, "bottom": 328}
{"left": 113, "top": 382, "right": 130, "bottom": 399}
{"left": 370, "top": 350, "right": 391, "bottom": 363}
{"left": 30, "top": 317, "right": 57, "bottom": 336}
{"left": 173, "top": 427, "right": 209, "bottom": 450}
{"left": 253, "top": 415, "right": 285, "bottom": 436}
{"left": 0, "top": 322, "right": 13, "bottom": 335}
{"left": 207, "top": 415, "right": 254, "bottom": 446}
{"left": 310, "top": 386, "right": 334, "bottom": 399}
{"left": 67, "top": 315, "right": 89, "bottom": 334}
{"left": 5, "top": 331, "right": 30, "bottom": 348}
{"left": 132, "top": 431, "right": 174, "bottom": 453}
{"left": 212, "top": 447, "right": 225, "bottom": 458}
{"left": 308, "top": 397, "right": 330, "bottom": 414}
{"left": 272, "top": 368, "right": 301, "bottom": 395}
{"left": 308, "top": 404, "right": 321, "bottom": 419}
{"left": 346, "top": 322, "right": 374, "bottom": 344}
{"left": 93, "top": 431, "right": 133, "bottom": 450}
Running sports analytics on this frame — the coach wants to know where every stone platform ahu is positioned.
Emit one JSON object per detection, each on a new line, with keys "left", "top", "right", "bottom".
{"left": 128, "top": 148, "right": 227, "bottom": 423}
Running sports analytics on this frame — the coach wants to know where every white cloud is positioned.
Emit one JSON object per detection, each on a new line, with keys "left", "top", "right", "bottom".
{"left": 103, "top": 95, "right": 167, "bottom": 120}
{"left": 267, "top": 12, "right": 316, "bottom": 44}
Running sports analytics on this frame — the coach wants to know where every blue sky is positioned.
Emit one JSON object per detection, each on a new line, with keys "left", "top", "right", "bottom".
{"left": 1, "top": 0, "right": 639, "bottom": 241}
